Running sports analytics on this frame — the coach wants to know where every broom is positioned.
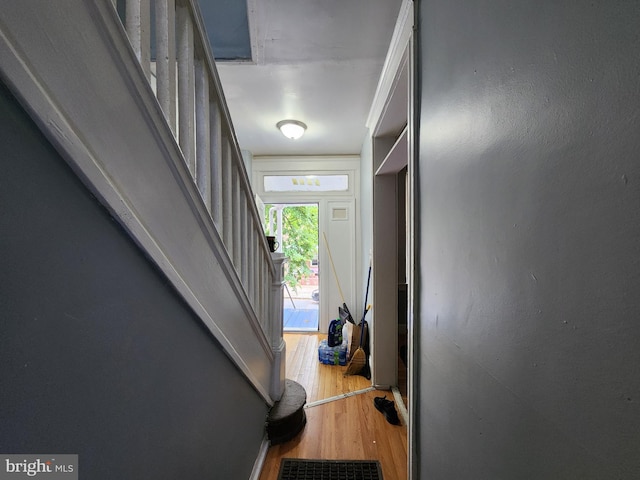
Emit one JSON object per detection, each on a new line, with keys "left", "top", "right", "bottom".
{"left": 322, "top": 232, "right": 354, "bottom": 324}
{"left": 345, "top": 262, "right": 372, "bottom": 375}
{"left": 345, "top": 307, "right": 369, "bottom": 375}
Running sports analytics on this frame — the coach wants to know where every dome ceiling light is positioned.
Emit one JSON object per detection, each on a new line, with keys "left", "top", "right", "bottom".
{"left": 277, "top": 120, "right": 307, "bottom": 140}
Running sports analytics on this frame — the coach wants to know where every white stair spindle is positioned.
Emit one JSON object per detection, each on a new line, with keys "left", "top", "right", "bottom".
{"left": 222, "top": 139, "right": 233, "bottom": 256}
{"left": 176, "top": 5, "right": 196, "bottom": 175}
{"left": 126, "top": 0, "right": 151, "bottom": 80}
{"left": 241, "top": 195, "right": 249, "bottom": 286}
{"left": 248, "top": 226, "right": 255, "bottom": 304}
{"left": 232, "top": 167, "right": 242, "bottom": 269}
{"left": 154, "top": 0, "right": 177, "bottom": 133}
{"left": 210, "top": 105, "right": 223, "bottom": 228}
{"left": 195, "top": 57, "right": 211, "bottom": 208}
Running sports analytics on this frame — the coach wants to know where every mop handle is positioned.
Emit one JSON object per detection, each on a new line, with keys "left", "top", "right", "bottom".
{"left": 362, "top": 262, "right": 371, "bottom": 319}
{"left": 359, "top": 305, "right": 370, "bottom": 347}
{"left": 322, "top": 232, "right": 346, "bottom": 304}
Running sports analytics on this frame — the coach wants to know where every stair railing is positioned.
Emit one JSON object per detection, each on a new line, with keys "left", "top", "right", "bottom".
{"left": 115, "top": 0, "right": 285, "bottom": 400}
{"left": 0, "top": 0, "right": 283, "bottom": 403}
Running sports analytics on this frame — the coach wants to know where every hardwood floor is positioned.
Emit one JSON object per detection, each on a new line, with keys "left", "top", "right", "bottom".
{"left": 259, "top": 333, "right": 408, "bottom": 480}
{"left": 283, "top": 332, "right": 371, "bottom": 402}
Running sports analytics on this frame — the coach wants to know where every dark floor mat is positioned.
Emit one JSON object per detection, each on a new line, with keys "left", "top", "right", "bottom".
{"left": 277, "top": 458, "right": 383, "bottom": 480}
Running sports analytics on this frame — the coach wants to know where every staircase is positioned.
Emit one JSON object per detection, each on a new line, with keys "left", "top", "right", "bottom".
{"left": 0, "top": 0, "right": 290, "bottom": 406}
{"left": 266, "top": 379, "right": 308, "bottom": 445}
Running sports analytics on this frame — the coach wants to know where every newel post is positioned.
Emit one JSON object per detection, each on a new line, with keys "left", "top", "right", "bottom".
{"left": 269, "top": 253, "right": 287, "bottom": 401}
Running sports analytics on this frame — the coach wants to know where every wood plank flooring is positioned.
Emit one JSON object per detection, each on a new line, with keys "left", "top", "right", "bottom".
{"left": 284, "top": 333, "right": 371, "bottom": 402}
{"left": 259, "top": 333, "right": 408, "bottom": 480}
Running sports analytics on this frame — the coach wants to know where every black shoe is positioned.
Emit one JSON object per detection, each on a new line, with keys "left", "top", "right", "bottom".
{"left": 374, "top": 396, "right": 400, "bottom": 425}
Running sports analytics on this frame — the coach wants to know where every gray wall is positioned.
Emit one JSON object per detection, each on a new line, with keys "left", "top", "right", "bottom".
{"left": 0, "top": 81, "right": 267, "bottom": 479}
{"left": 417, "top": 1, "right": 640, "bottom": 478}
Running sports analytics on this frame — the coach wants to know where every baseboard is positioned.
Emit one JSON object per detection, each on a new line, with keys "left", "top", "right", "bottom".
{"left": 249, "top": 434, "right": 270, "bottom": 480}
{"left": 392, "top": 386, "right": 409, "bottom": 426}
{"left": 373, "top": 384, "right": 392, "bottom": 391}
{"left": 305, "top": 386, "right": 375, "bottom": 409}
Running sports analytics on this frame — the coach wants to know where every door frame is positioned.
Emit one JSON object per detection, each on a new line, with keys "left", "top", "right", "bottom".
{"left": 252, "top": 157, "right": 361, "bottom": 334}
{"left": 365, "top": 0, "right": 416, "bottom": 477}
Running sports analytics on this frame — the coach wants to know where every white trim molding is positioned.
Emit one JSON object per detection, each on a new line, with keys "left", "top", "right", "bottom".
{"left": 249, "top": 434, "right": 271, "bottom": 480}
{"left": 366, "top": 0, "right": 414, "bottom": 130}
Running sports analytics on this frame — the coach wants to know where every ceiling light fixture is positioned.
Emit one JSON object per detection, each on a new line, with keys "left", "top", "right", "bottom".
{"left": 277, "top": 120, "right": 307, "bottom": 140}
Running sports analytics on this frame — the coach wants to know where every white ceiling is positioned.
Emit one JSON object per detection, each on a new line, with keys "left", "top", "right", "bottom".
{"left": 212, "top": 0, "right": 404, "bottom": 157}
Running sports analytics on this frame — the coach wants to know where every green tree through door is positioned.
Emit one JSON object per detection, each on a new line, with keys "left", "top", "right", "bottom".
{"left": 266, "top": 204, "right": 318, "bottom": 290}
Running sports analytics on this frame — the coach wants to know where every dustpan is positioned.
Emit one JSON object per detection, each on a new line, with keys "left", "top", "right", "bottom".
{"left": 339, "top": 304, "right": 355, "bottom": 325}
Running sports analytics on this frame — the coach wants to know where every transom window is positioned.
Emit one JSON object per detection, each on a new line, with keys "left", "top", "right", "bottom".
{"left": 263, "top": 174, "right": 349, "bottom": 192}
